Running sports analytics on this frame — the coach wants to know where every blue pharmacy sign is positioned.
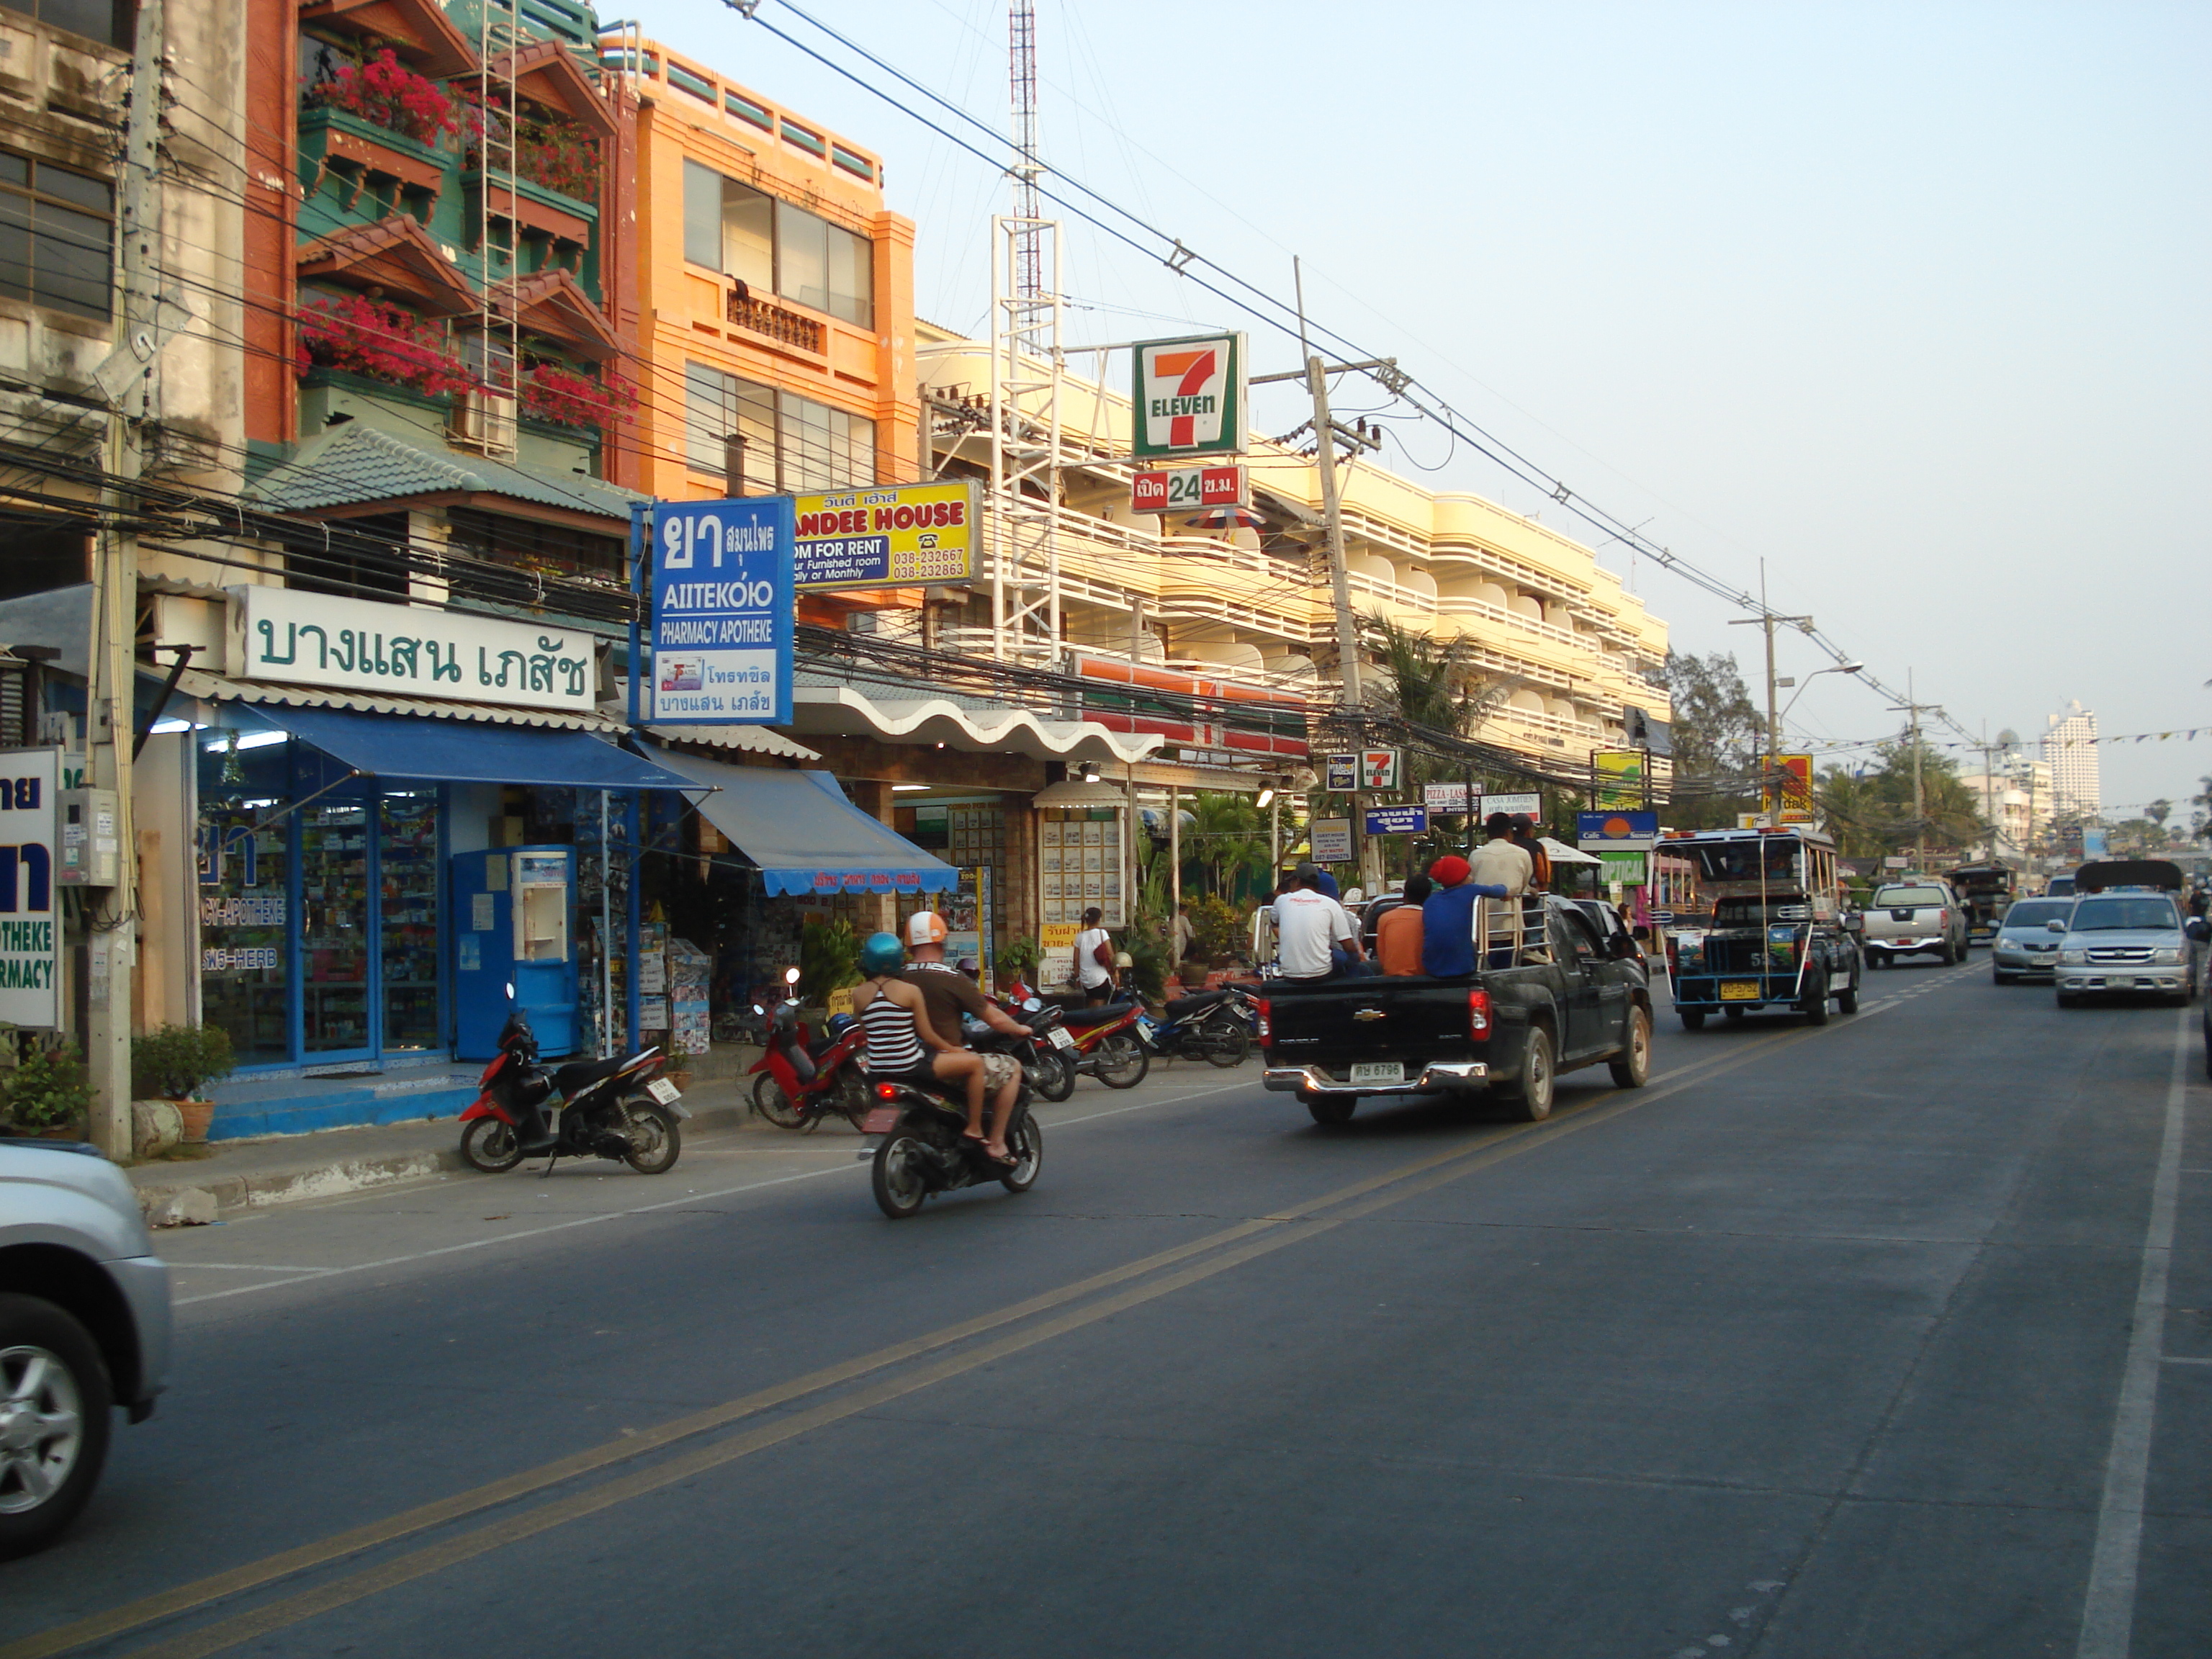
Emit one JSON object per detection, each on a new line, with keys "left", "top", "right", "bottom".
{"left": 647, "top": 497, "right": 795, "bottom": 724}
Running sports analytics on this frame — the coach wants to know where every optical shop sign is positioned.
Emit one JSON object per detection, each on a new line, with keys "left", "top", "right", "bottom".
{"left": 0, "top": 748, "right": 59, "bottom": 1027}
{"left": 649, "top": 497, "right": 795, "bottom": 724}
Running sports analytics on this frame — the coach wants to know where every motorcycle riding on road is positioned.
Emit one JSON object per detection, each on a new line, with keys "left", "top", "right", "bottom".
{"left": 458, "top": 992, "right": 688, "bottom": 1176}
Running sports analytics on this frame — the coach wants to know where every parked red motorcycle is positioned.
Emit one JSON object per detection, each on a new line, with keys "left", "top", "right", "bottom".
{"left": 748, "top": 967, "right": 871, "bottom": 1133}
{"left": 1053, "top": 999, "right": 1151, "bottom": 1089}
{"left": 458, "top": 1002, "right": 685, "bottom": 1176}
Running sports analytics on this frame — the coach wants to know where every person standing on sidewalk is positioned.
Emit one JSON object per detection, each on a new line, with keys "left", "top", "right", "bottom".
{"left": 1074, "top": 907, "right": 1119, "bottom": 1004}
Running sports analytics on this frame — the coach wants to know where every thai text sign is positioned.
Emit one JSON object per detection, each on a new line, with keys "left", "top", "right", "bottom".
{"left": 1424, "top": 786, "right": 1542, "bottom": 819}
{"left": 650, "top": 498, "right": 795, "bottom": 724}
{"left": 230, "top": 586, "right": 595, "bottom": 712}
{"left": 0, "top": 748, "right": 59, "bottom": 1027}
{"left": 1130, "top": 466, "right": 1246, "bottom": 513}
{"left": 1363, "top": 805, "right": 1429, "bottom": 836}
{"left": 1132, "top": 333, "right": 1247, "bottom": 459}
{"left": 793, "top": 480, "right": 976, "bottom": 591}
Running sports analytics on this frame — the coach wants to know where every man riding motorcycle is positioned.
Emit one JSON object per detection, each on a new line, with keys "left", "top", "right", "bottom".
{"left": 899, "top": 910, "right": 1034, "bottom": 1162}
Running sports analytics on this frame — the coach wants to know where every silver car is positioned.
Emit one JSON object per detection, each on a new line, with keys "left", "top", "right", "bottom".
{"left": 2053, "top": 891, "right": 2193, "bottom": 1006}
{"left": 0, "top": 1139, "right": 171, "bottom": 1558}
{"left": 1990, "top": 895, "right": 2074, "bottom": 984}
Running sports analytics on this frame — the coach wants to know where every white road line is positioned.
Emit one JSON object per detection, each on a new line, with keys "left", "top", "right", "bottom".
{"left": 172, "top": 1263, "right": 339, "bottom": 1274}
{"left": 2157, "top": 1355, "right": 2212, "bottom": 1367}
{"left": 174, "top": 1081, "right": 1244, "bottom": 1307}
{"left": 2075, "top": 1005, "right": 2190, "bottom": 1659}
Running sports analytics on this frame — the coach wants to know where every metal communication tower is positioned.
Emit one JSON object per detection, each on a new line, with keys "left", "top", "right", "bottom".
{"left": 986, "top": 3, "right": 1061, "bottom": 662}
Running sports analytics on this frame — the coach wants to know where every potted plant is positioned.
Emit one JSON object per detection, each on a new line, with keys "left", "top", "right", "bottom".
{"left": 994, "top": 937, "right": 1040, "bottom": 997}
{"left": 663, "top": 1045, "right": 697, "bottom": 1092}
{"left": 130, "top": 1023, "right": 236, "bottom": 1143}
{"left": 796, "top": 917, "right": 862, "bottom": 1017}
{"left": 0, "top": 1044, "right": 93, "bottom": 1140}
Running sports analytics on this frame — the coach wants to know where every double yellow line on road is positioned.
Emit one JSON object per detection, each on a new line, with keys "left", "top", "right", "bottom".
{"left": 6, "top": 1019, "right": 1847, "bottom": 1659}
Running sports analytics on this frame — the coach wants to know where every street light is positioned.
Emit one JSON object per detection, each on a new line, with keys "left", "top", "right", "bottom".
{"left": 1779, "top": 660, "right": 1864, "bottom": 723}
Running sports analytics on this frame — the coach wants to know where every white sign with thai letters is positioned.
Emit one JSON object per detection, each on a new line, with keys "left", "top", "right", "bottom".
{"left": 227, "top": 585, "right": 596, "bottom": 713}
{"left": 0, "top": 747, "right": 60, "bottom": 1028}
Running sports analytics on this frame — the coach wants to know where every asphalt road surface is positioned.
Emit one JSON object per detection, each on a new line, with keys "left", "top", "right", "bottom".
{"left": 6, "top": 959, "right": 2208, "bottom": 1658}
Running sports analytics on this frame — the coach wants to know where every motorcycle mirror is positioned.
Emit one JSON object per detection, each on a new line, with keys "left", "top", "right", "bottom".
{"left": 784, "top": 966, "right": 801, "bottom": 986}
{"left": 750, "top": 1003, "right": 764, "bottom": 1016}
{"left": 504, "top": 981, "right": 516, "bottom": 1002}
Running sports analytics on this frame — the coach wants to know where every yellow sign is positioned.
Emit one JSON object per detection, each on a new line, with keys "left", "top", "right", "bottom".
{"left": 1039, "top": 923, "right": 1079, "bottom": 950}
{"left": 1766, "top": 753, "right": 1815, "bottom": 823}
{"left": 793, "top": 480, "right": 977, "bottom": 591}
{"left": 1593, "top": 750, "right": 1645, "bottom": 809}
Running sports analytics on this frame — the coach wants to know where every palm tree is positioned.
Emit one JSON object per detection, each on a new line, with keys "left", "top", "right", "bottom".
{"left": 1184, "top": 791, "right": 1269, "bottom": 898}
{"left": 1361, "top": 613, "right": 1519, "bottom": 743}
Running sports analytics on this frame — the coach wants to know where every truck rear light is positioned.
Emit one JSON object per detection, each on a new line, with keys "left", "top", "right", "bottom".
{"left": 1467, "top": 988, "right": 1492, "bottom": 1037}
{"left": 1254, "top": 997, "right": 1272, "bottom": 1041}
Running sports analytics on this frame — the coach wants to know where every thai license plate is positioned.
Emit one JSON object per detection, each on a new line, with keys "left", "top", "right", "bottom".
{"left": 2110, "top": 976, "right": 2134, "bottom": 989}
{"left": 1719, "top": 981, "right": 1761, "bottom": 1002}
{"left": 1047, "top": 1025, "right": 1076, "bottom": 1051}
{"left": 859, "top": 1106, "right": 902, "bottom": 1134}
{"left": 645, "top": 1077, "right": 682, "bottom": 1105}
{"left": 1349, "top": 1061, "right": 1404, "bottom": 1085}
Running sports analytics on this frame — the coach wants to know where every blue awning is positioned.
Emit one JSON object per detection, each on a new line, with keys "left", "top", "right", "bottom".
{"left": 642, "top": 742, "right": 958, "bottom": 897}
{"left": 238, "top": 706, "right": 694, "bottom": 791}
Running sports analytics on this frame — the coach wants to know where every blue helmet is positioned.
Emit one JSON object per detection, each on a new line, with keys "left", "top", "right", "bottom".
{"left": 858, "top": 931, "right": 906, "bottom": 976}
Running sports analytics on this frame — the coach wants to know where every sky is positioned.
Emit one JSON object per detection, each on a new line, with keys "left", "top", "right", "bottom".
{"left": 635, "top": 0, "right": 2211, "bottom": 821}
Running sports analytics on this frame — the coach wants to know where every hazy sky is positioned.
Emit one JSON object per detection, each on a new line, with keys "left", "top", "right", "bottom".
{"left": 642, "top": 0, "right": 2211, "bottom": 819}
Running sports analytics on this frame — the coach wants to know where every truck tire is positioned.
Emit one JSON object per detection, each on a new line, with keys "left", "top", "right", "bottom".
{"left": 1801, "top": 969, "right": 1830, "bottom": 1025}
{"left": 1940, "top": 939, "right": 1959, "bottom": 966}
{"left": 1607, "top": 1006, "right": 1651, "bottom": 1089}
{"left": 1300, "top": 1091, "right": 1356, "bottom": 1128}
{"left": 1836, "top": 975, "right": 1860, "bottom": 1014}
{"left": 1503, "top": 1026, "right": 1555, "bottom": 1123}
{"left": 1679, "top": 1008, "right": 1706, "bottom": 1031}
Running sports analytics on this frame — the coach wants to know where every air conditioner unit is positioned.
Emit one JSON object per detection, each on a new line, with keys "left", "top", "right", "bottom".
{"left": 451, "top": 390, "right": 518, "bottom": 456}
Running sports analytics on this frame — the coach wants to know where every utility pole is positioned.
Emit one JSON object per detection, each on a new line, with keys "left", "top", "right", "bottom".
{"left": 1887, "top": 671, "right": 1946, "bottom": 875}
{"left": 86, "top": 0, "right": 164, "bottom": 1157}
{"left": 1727, "top": 562, "right": 1812, "bottom": 822}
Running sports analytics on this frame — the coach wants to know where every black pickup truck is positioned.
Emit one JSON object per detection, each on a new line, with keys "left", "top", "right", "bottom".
{"left": 1258, "top": 894, "right": 1653, "bottom": 1125}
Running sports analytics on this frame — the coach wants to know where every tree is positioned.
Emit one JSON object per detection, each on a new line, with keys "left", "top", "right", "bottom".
{"left": 1815, "top": 742, "right": 1990, "bottom": 861}
{"left": 1359, "top": 614, "right": 1523, "bottom": 863}
{"left": 2146, "top": 799, "right": 2172, "bottom": 830}
{"left": 1662, "top": 650, "right": 1763, "bottom": 830}
{"left": 1183, "top": 791, "right": 1269, "bottom": 899}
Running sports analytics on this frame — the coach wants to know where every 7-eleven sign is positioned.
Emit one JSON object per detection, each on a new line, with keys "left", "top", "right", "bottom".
{"left": 1132, "top": 333, "right": 1246, "bottom": 459}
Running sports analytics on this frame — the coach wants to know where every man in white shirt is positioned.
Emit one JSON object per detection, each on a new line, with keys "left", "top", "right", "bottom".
{"left": 1272, "top": 864, "right": 1363, "bottom": 981}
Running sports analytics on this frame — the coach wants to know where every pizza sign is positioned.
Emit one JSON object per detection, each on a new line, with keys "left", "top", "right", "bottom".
{"left": 1132, "top": 333, "right": 1246, "bottom": 459}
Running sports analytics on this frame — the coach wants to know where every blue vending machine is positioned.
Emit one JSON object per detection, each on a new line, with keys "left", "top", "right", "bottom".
{"left": 451, "top": 847, "right": 578, "bottom": 1060}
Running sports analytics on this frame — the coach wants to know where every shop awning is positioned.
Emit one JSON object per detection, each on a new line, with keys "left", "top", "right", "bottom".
{"left": 238, "top": 706, "right": 695, "bottom": 791}
{"left": 644, "top": 742, "right": 958, "bottom": 897}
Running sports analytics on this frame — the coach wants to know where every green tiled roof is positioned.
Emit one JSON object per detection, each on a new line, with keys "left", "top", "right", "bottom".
{"left": 245, "top": 423, "right": 648, "bottom": 523}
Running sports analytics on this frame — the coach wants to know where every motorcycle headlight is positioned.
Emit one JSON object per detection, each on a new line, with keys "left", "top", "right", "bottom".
{"left": 2152, "top": 947, "right": 2182, "bottom": 965}
{"left": 2059, "top": 949, "right": 2087, "bottom": 966}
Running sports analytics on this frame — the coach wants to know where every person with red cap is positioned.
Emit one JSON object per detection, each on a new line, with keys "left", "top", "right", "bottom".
{"left": 1420, "top": 853, "right": 1511, "bottom": 977}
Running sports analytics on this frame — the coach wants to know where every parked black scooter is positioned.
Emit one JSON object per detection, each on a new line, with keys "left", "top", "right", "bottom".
{"left": 458, "top": 999, "right": 689, "bottom": 1176}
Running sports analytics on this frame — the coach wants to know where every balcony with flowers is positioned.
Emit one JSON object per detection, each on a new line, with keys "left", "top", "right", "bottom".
{"left": 298, "top": 45, "right": 462, "bottom": 221}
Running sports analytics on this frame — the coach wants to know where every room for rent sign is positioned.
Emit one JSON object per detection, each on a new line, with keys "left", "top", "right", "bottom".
{"left": 1132, "top": 333, "right": 1246, "bottom": 459}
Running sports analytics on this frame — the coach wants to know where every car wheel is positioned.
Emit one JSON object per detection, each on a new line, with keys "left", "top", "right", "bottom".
{"left": 1678, "top": 1009, "right": 1706, "bottom": 1031}
{"left": 0, "top": 1294, "right": 113, "bottom": 1563}
{"left": 1503, "top": 1027, "right": 1556, "bottom": 1123}
{"left": 1607, "top": 1006, "right": 1651, "bottom": 1089}
{"left": 1300, "top": 1091, "right": 1356, "bottom": 1128}
{"left": 1941, "top": 940, "right": 1959, "bottom": 966}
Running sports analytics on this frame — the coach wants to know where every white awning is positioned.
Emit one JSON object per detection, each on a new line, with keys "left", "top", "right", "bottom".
{"left": 788, "top": 683, "right": 1160, "bottom": 765}
{"left": 166, "top": 667, "right": 630, "bottom": 733}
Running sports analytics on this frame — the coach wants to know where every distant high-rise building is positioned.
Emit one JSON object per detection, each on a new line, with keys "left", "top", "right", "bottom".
{"left": 2042, "top": 702, "right": 2100, "bottom": 819}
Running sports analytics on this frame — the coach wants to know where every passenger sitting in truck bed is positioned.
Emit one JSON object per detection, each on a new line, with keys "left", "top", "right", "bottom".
{"left": 1466, "top": 817, "right": 1534, "bottom": 965}
{"left": 1375, "top": 873, "right": 1431, "bottom": 975}
{"left": 1274, "top": 863, "right": 1364, "bottom": 981}
{"left": 1419, "top": 855, "right": 1511, "bottom": 977}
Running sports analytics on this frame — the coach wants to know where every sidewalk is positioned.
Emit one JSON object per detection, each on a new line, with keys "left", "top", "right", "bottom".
{"left": 131, "top": 1045, "right": 765, "bottom": 1223}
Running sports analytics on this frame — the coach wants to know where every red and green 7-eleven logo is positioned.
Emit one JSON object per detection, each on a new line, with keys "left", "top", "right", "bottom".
{"left": 1133, "top": 333, "right": 1244, "bottom": 458}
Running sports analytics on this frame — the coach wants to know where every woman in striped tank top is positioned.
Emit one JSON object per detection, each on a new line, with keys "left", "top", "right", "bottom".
{"left": 851, "top": 934, "right": 993, "bottom": 1146}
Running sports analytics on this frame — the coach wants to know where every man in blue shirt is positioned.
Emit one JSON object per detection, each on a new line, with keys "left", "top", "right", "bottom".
{"left": 1420, "top": 855, "right": 1510, "bottom": 977}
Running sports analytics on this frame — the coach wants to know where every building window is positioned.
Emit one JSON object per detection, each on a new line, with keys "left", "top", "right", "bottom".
{"left": 0, "top": 0, "right": 130, "bottom": 50}
{"left": 0, "top": 148, "right": 113, "bottom": 320}
{"left": 683, "top": 361, "right": 875, "bottom": 493}
{"left": 680, "top": 160, "right": 872, "bottom": 328}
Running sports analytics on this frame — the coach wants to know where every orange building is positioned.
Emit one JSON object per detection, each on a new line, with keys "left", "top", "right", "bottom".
{"left": 609, "top": 35, "right": 916, "bottom": 613}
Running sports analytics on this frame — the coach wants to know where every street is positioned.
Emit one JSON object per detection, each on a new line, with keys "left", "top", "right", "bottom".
{"left": 5, "top": 962, "right": 2208, "bottom": 1659}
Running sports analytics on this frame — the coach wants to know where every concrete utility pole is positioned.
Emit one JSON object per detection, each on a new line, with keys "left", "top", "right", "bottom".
{"left": 87, "top": 0, "right": 164, "bottom": 1156}
{"left": 1727, "top": 564, "right": 1812, "bottom": 822}
{"left": 1888, "top": 671, "right": 1946, "bottom": 875}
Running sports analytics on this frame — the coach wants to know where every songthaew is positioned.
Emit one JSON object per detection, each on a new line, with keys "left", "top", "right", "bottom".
{"left": 1658, "top": 827, "right": 1865, "bottom": 1029}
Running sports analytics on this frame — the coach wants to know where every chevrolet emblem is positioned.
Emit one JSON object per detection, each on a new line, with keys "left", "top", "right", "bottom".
{"left": 1352, "top": 1008, "right": 1386, "bottom": 1022}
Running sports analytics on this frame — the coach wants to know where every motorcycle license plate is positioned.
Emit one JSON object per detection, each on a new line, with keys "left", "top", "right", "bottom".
{"left": 859, "top": 1106, "right": 902, "bottom": 1134}
{"left": 1719, "top": 981, "right": 1761, "bottom": 1001}
{"left": 1048, "top": 1025, "right": 1077, "bottom": 1051}
{"left": 645, "top": 1077, "right": 682, "bottom": 1105}
{"left": 1349, "top": 1061, "right": 1404, "bottom": 1085}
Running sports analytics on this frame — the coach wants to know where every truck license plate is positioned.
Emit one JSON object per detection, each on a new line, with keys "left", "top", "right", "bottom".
{"left": 1719, "top": 981, "right": 1761, "bottom": 1001}
{"left": 1047, "top": 1025, "right": 1076, "bottom": 1051}
{"left": 646, "top": 1077, "right": 682, "bottom": 1104}
{"left": 1349, "top": 1061, "right": 1404, "bottom": 1085}
{"left": 2110, "top": 976, "right": 2134, "bottom": 989}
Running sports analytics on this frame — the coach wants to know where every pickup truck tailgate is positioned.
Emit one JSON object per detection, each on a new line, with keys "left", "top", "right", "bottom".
{"left": 1264, "top": 979, "right": 1477, "bottom": 1074}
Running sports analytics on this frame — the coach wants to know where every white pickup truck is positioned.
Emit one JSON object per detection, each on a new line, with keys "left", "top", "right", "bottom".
{"left": 1861, "top": 881, "right": 1969, "bottom": 966}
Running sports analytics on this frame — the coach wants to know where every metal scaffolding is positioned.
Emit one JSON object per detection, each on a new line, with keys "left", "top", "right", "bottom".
{"left": 986, "top": 212, "right": 1063, "bottom": 665}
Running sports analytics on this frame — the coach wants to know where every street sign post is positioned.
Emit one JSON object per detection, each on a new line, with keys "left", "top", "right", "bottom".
{"left": 1132, "top": 334, "right": 1247, "bottom": 459}
{"left": 648, "top": 497, "right": 795, "bottom": 724}
{"left": 1362, "top": 804, "right": 1428, "bottom": 837}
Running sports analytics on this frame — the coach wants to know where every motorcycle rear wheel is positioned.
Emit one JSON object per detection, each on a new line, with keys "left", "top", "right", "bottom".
{"left": 872, "top": 1132, "right": 931, "bottom": 1219}
{"left": 1092, "top": 1032, "right": 1150, "bottom": 1089}
{"left": 751, "top": 1071, "right": 808, "bottom": 1130}
{"left": 1203, "top": 1025, "right": 1251, "bottom": 1068}
{"left": 621, "top": 1101, "right": 682, "bottom": 1174}
{"left": 1033, "top": 1048, "right": 1076, "bottom": 1102}
{"left": 459, "top": 1117, "right": 524, "bottom": 1174}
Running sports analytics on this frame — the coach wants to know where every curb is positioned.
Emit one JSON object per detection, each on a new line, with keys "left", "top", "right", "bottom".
{"left": 135, "top": 1100, "right": 755, "bottom": 1224}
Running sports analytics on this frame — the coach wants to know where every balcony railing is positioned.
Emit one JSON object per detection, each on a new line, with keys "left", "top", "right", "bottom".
{"left": 727, "top": 289, "right": 824, "bottom": 354}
